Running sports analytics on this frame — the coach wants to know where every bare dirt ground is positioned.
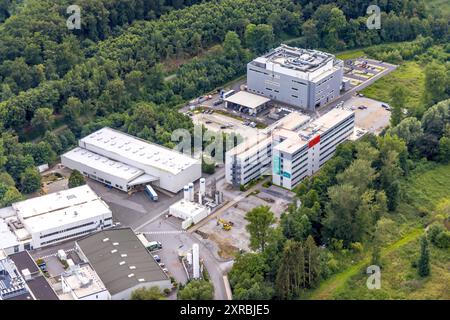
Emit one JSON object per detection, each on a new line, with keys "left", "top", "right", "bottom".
{"left": 344, "top": 96, "right": 391, "bottom": 134}
{"left": 198, "top": 185, "right": 294, "bottom": 258}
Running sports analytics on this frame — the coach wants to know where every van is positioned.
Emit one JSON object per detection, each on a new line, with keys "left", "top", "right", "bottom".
{"left": 148, "top": 241, "right": 162, "bottom": 251}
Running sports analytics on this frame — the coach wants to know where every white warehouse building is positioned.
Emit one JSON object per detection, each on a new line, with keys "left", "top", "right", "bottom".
{"left": 62, "top": 127, "right": 201, "bottom": 193}
{"left": 0, "top": 185, "right": 113, "bottom": 253}
{"left": 226, "top": 108, "right": 355, "bottom": 190}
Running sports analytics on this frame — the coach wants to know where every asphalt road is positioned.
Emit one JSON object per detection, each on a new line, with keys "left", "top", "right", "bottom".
{"left": 139, "top": 217, "right": 233, "bottom": 300}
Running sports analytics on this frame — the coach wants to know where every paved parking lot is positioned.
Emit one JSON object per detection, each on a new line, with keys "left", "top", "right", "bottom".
{"left": 343, "top": 96, "right": 391, "bottom": 134}
{"left": 87, "top": 179, "right": 183, "bottom": 230}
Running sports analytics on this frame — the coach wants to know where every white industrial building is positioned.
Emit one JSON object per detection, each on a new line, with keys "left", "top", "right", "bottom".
{"left": 61, "top": 127, "right": 202, "bottom": 193}
{"left": 224, "top": 91, "right": 271, "bottom": 115}
{"left": 52, "top": 262, "right": 111, "bottom": 300}
{"left": 226, "top": 108, "right": 355, "bottom": 190}
{"left": 0, "top": 185, "right": 113, "bottom": 253}
{"left": 169, "top": 178, "right": 212, "bottom": 230}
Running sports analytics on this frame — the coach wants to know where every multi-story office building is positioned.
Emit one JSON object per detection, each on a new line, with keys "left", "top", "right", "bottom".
{"left": 225, "top": 108, "right": 355, "bottom": 190}
{"left": 247, "top": 44, "right": 344, "bottom": 111}
{"left": 272, "top": 108, "right": 355, "bottom": 189}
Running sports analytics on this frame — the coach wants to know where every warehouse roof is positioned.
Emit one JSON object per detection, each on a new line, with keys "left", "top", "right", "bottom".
{"left": 0, "top": 219, "right": 20, "bottom": 250}
{"left": 224, "top": 91, "right": 270, "bottom": 109}
{"left": 13, "top": 185, "right": 100, "bottom": 220}
{"left": 10, "top": 185, "right": 112, "bottom": 234}
{"left": 80, "top": 127, "right": 199, "bottom": 175}
{"left": 26, "top": 275, "right": 59, "bottom": 300}
{"left": 76, "top": 228, "right": 168, "bottom": 295}
{"left": 62, "top": 147, "right": 145, "bottom": 182}
{"left": 24, "top": 198, "right": 112, "bottom": 234}
{"left": 9, "top": 251, "right": 40, "bottom": 275}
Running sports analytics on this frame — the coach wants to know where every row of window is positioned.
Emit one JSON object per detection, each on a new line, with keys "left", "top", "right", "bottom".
{"left": 320, "top": 124, "right": 354, "bottom": 152}
{"left": 292, "top": 79, "right": 307, "bottom": 86}
{"left": 249, "top": 68, "right": 269, "bottom": 76}
{"left": 243, "top": 160, "right": 271, "bottom": 181}
{"left": 292, "top": 167, "right": 309, "bottom": 186}
{"left": 41, "top": 227, "right": 99, "bottom": 246}
{"left": 292, "top": 154, "right": 309, "bottom": 171}
{"left": 40, "top": 221, "right": 97, "bottom": 239}
{"left": 319, "top": 132, "right": 352, "bottom": 163}
{"left": 320, "top": 114, "right": 355, "bottom": 141}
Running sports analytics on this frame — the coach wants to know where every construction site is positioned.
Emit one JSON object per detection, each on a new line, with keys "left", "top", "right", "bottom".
{"left": 196, "top": 182, "right": 295, "bottom": 258}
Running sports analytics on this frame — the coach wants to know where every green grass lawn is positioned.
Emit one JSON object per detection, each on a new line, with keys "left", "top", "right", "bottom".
{"left": 426, "top": 0, "right": 450, "bottom": 16}
{"left": 308, "top": 163, "right": 450, "bottom": 300}
{"left": 361, "top": 61, "right": 425, "bottom": 107}
{"left": 336, "top": 49, "right": 366, "bottom": 60}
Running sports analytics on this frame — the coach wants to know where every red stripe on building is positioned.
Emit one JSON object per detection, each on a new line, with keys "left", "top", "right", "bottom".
{"left": 308, "top": 135, "right": 320, "bottom": 148}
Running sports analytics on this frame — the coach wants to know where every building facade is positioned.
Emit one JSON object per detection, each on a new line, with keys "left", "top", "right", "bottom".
{"left": 271, "top": 108, "right": 355, "bottom": 189}
{"left": 225, "top": 108, "right": 355, "bottom": 190}
{"left": 247, "top": 44, "right": 344, "bottom": 111}
{"left": 0, "top": 185, "right": 113, "bottom": 252}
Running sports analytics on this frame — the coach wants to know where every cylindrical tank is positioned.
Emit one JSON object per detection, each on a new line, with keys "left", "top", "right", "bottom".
{"left": 200, "top": 178, "right": 206, "bottom": 195}
{"left": 215, "top": 191, "right": 220, "bottom": 204}
{"left": 188, "top": 183, "right": 194, "bottom": 202}
{"left": 183, "top": 185, "right": 189, "bottom": 201}
{"left": 192, "top": 244, "right": 200, "bottom": 279}
{"left": 198, "top": 192, "right": 203, "bottom": 205}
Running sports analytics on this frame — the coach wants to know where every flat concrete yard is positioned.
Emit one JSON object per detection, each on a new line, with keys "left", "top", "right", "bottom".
{"left": 87, "top": 179, "right": 183, "bottom": 230}
{"left": 344, "top": 96, "right": 391, "bottom": 134}
{"left": 197, "top": 185, "right": 295, "bottom": 258}
{"left": 192, "top": 111, "right": 261, "bottom": 141}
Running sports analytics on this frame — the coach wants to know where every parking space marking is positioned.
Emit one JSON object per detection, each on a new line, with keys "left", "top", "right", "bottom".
{"left": 140, "top": 230, "right": 186, "bottom": 235}
{"left": 37, "top": 248, "right": 76, "bottom": 260}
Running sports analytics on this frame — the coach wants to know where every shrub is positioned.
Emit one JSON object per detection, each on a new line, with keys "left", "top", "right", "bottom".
{"left": 427, "top": 223, "right": 445, "bottom": 243}
{"left": 350, "top": 242, "right": 363, "bottom": 253}
{"left": 434, "top": 231, "right": 450, "bottom": 249}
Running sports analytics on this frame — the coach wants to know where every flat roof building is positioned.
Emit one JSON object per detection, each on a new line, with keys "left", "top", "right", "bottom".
{"left": 62, "top": 127, "right": 201, "bottom": 193}
{"left": 247, "top": 44, "right": 344, "bottom": 110}
{"left": 169, "top": 199, "right": 210, "bottom": 230}
{"left": 226, "top": 108, "right": 355, "bottom": 190}
{"left": 224, "top": 91, "right": 271, "bottom": 115}
{"left": 50, "top": 262, "right": 110, "bottom": 300}
{"left": 75, "top": 228, "right": 171, "bottom": 300}
{"left": 0, "top": 185, "right": 113, "bottom": 252}
{"left": 8, "top": 251, "right": 59, "bottom": 300}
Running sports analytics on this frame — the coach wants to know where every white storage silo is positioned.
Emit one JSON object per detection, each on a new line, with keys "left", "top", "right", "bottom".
{"left": 200, "top": 178, "right": 206, "bottom": 195}
{"left": 188, "top": 182, "right": 194, "bottom": 202}
{"left": 193, "top": 243, "right": 200, "bottom": 279}
{"left": 183, "top": 185, "right": 189, "bottom": 201}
